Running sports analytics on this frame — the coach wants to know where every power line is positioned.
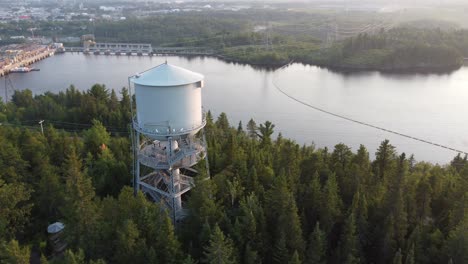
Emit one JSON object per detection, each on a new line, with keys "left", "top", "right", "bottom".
{"left": 271, "top": 62, "right": 468, "bottom": 156}
{"left": 1, "top": 120, "right": 130, "bottom": 134}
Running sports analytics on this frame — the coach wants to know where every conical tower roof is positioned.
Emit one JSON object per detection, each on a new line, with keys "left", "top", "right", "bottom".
{"left": 131, "top": 63, "right": 204, "bottom": 87}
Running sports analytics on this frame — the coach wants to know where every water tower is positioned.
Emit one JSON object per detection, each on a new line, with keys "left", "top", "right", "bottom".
{"left": 129, "top": 62, "right": 209, "bottom": 222}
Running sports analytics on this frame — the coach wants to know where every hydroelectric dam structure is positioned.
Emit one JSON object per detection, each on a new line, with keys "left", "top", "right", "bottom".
{"left": 129, "top": 63, "right": 209, "bottom": 223}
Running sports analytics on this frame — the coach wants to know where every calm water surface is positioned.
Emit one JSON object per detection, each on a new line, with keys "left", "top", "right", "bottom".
{"left": 6, "top": 53, "right": 468, "bottom": 164}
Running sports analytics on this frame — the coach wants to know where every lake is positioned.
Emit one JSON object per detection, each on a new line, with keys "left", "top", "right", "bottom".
{"left": 5, "top": 53, "right": 468, "bottom": 164}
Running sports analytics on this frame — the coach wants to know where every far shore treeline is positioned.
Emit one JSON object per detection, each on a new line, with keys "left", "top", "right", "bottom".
{"left": 0, "top": 86, "right": 466, "bottom": 263}
{"left": 2, "top": 11, "right": 468, "bottom": 72}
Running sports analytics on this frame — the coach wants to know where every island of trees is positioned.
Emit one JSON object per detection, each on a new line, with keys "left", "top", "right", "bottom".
{"left": 0, "top": 85, "right": 466, "bottom": 263}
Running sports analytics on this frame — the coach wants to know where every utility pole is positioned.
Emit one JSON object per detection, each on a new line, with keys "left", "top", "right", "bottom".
{"left": 39, "top": 120, "right": 44, "bottom": 135}
{"left": 4, "top": 76, "right": 6, "bottom": 104}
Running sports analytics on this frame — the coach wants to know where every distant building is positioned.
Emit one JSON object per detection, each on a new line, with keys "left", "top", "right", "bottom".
{"left": 56, "top": 36, "right": 80, "bottom": 43}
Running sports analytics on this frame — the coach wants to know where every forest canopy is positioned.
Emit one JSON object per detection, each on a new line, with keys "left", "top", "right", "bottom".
{"left": 0, "top": 86, "right": 467, "bottom": 263}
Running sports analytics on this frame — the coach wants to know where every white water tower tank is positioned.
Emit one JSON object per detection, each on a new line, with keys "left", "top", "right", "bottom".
{"left": 131, "top": 63, "right": 204, "bottom": 139}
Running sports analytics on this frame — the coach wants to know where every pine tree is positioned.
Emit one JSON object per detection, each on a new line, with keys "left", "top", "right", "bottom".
{"left": 405, "top": 244, "right": 415, "bottom": 264}
{"left": 0, "top": 137, "right": 29, "bottom": 183}
{"left": 227, "top": 177, "right": 243, "bottom": 208}
{"left": 237, "top": 121, "right": 244, "bottom": 134}
{"left": 305, "top": 222, "right": 326, "bottom": 264}
{"left": 246, "top": 166, "right": 260, "bottom": 194}
{"left": 203, "top": 225, "right": 236, "bottom": 264}
{"left": 374, "top": 139, "right": 397, "bottom": 180}
{"left": 117, "top": 87, "right": 131, "bottom": 124}
{"left": 350, "top": 190, "right": 368, "bottom": 260}
{"left": 109, "top": 89, "right": 119, "bottom": 111}
{"left": 61, "top": 149, "right": 98, "bottom": 252}
{"left": 182, "top": 255, "right": 197, "bottom": 264}
{"left": 200, "top": 220, "right": 213, "bottom": 249}
{"left": 243, "top": 243, "right": 259, "bottom": 264}
{"left": 40, "top": 254, "right": 48, "bottom": 264}
{"left": 0, "top": 240, "right": 30, "bottom": 264}
{"left": 257, "top": 121, "right": 275, "bottom": 147}
{"left": 415, "top": 178, "right": 432, "bottom": 222}
{"left": 0, "top": 178, "right": 32, "bottom": 240}
{"left": 35, "top": 163, "right": 64, "bottom": 230}
{"left": 289, "top": 250, "right": 301, "bottom": 264}
{"left": 272, "top": 231, "right": 289, "bottom": 264}
{"left": 216, "top": 112, "right": 230, "bottom": 131}
{"left": 246, "top": 118, "right": 257, "bottom": 139}
{"left": 382, "top": 154, "right": 408, "bottom": 250}
{"left": 238, "top": 193, "right": 265, "bottom": 254}
{"left": 320, "top": 173, "right": 342, "bottom": 233}
{"left": 445, "top": 219, "right": 468, "bottom": 264}
{"left": 339, "top": 212, "right": 360, "bottom": 264}
{"left": 331, "top": 143, "right": 353, "bottom": 172}
{"left": 113, "top": 219, "right": 140, "bottom": 264}
{"left": 392, "top": 248, "right": 403, "bottom": 264}
{"left": 83, "top": 119, "right": 111, "bottom": 157}
{"left": 61, "top": 248, "right": 106, "bottom": 264}
{"left": 382, "top": 215, "right": 397, "bottom": 263}
{"left": 265, "top": 175, "right": 305, "bottom": 257}
{"left": 302, "top": 171, "right": 321, "bottom": 234}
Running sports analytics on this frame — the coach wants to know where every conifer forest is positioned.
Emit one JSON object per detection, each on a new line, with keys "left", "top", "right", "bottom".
{"left": 0, "top": 86, "right": 466, "bottom": 263}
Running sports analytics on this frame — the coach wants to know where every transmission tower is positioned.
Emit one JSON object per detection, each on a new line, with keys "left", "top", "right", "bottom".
{"left": 3, "top": 75, "right": 15, "bottom": 103}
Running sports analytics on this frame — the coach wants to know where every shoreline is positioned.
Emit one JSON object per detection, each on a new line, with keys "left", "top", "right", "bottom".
{"left": 213, "top": 54, "right": 464, "bottom": 74}
{"left": 59, "top": 51, "right": 464, "bottom": 75}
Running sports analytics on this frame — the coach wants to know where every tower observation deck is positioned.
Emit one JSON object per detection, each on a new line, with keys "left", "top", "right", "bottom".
{"left": 129, "top": 63, "right": 209, "bottom": 222}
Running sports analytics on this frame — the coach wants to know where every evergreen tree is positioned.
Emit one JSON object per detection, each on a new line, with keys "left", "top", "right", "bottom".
{"left": 305, "top": 222, "right": 326, "bottom": 264}
{"left": 238, "top": 193, "right": 265, "bottom": 255}
{"left": 182, "top": 255, "right": 197, "bottom": 264}
{"left": 246, "top": 118, "right": 257, "bottom": 139}
{"left": 237, "top": 121, "right": 244, "bottom": 134}
{"left": 392, "top": 248, "right": 402, "bottom": 264}
{"left": 0, "top": 240, "right": 30, "bottom": 264}
{"left": 350, "top": 190, "right": 368, "bottom": 260}
{"left": 265, "top": 175, "right": 305, "bottom": 258}
{"left": 445, "top": 219, "right": 468, "bottom": 264}
{"left": 374, "top": 139, "right": 396, "bottom": 180}
{"left": 62, "top": 249, "right": 86, "bottom": 264}
{"left": 415, "top": 178, "right": 432, "bottom": 222}
{"left": 272, "top": 231, "right": 289, "bottom": 264}
{"left": 339, "top": 212, "right": 361, "bottom": 264}
{"left": 35, "top": 163, "right": 64, "bottom": 230}
{"left": 404, "top": 244, "right": 415, "bottom": 264}
{"left": 83, "top": 119, "right": 111, "bottom": 157}
{"left": 216, "top": 112, "right": 230, "bottom": 131}
{"left": 289, "top": 250, "right": 301, "bottom": 264}
{"left": 113, "top": 220, "right": 140, "bottom": 264}
{"left": 61, "top": 149, "right": 98, "bottom": 253}
{"left": 301, "top": 171, "right": 322, "bottom": 234}
{"left": 226, "top": 178, "right": 243, "bottom": 208}
{"left": 1, "top": 94, "right": 468, "bottom": 264}
{"left": 0, "top": 180, "right": 32, "bottom": 240}
{"left": 382, "top": 215, "right": 397, "bottom": 263}
{"left": 256, "top": 121, "right": 275, "bottom": 147}
{"left": 119, "top": 87, "right": 131, "bottom": 124}
{"left": 0, "top": 136, "right": 29, "bottom": 183}
{"left": 203, "top": 225, "right": 236, "bottom": 264}
{"left": 243, "top": 243, "right": 259, "bottom": 264}
{"left": 320, "top": 173, "right": 342, "bottom": 233}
